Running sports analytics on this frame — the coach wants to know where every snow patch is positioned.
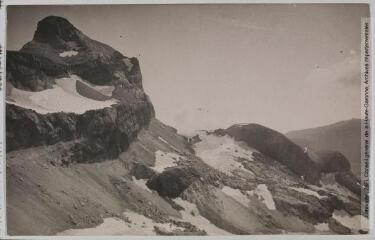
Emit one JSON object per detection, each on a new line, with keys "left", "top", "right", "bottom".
{"left": 151, "top": 150, "right": 184, "bottom": 173}
{"left": 59, "top": 50, "right": 78, "bottom": 57}
{"left": 193, "top": 131, "right": 255, "bottom": 176}
{"left": 333, "top": 210, "right": 369, "bottom": 232}
{"left": 132, "top": 176, "right": 152, "bottom": 193}
{"left": 248, "top": 184, "right": 276, "bottom": 210}
{"left": 221, "top": 186, "right": 250, "bottom": 207}
{"left": 173, "top": 198, "right": 231, "bottom": 235}
{"left": 58, "top": 209, "right": 183, "bottom": 236}
{"left": 6, "top": 75, "right": 117, "bottom": 114}
{"left": 290, "top": 187, "right": 324, "bottom": 199}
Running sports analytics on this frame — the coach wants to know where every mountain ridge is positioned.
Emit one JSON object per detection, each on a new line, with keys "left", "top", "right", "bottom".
{"left": 286, "top": 118, "right": 361, "bottom": 177}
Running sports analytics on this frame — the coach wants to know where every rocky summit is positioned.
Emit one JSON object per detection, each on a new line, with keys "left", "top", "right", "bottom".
{"left": 6, "top": 16, "right": 368, "bottom": 236}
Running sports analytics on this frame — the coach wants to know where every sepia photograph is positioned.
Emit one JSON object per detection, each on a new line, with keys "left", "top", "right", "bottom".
{"left": 1, "top": 2, "right": 373, "bottom": 237}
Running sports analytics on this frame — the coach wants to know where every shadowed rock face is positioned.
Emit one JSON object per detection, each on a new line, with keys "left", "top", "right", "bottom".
{"left": 6, "top": 104, "right": 78, "bottom": 152}
{"left": 33, "top": 16, "right": 82, "bottom": 46}
{"left": 316, "top": 150, "right": 351, "bottom": 173}
{"left": 19, "top": 16, "right": 143, "bottom": 89}
{"left": 225, "top": 124, "right": 321, "bottom": 184}
{"left": 335, "top": 172, "right": 362, "bottom": 196}
{"left": 76, "top": 80, "right": 112, "bottom": 101}
{"left": 6, "top": 102, "right": 154, "bottom": 162}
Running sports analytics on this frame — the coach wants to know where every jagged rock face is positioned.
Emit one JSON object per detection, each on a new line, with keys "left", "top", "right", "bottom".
{"left": 6, "top": 104, "right": 78, "bottom": 151}
{"left": 7, "top": 101, "right": 153, "bottom": 162}
{"left": 225, "top": 124, "right": 321, "bottom": 184}
{"left": 316, "top": 150, "right": 351, "bottom": 173}
{"left": 6, "top": 16, "right": 155, "bottom": 162}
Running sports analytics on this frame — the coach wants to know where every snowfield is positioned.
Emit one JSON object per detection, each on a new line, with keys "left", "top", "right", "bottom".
{"left": 151, "top": 150, "right": 185, "bottom": 173}
{"left": 58, "top": 209, "right": 183, "bottom": 236}
{"left": 6, "top": 75, "right": 118, "bottom": 114}
{"left": 193, "top": 131, "right": 256, "bottom": 176}
{"left": 59, "top": 50, "right": 78, "bottom": 57}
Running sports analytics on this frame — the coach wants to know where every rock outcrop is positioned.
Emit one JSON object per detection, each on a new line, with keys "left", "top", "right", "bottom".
{"left": 147, "top": 167, "right": 200, "bottom": 198}
{"left": 225, "top": 124, "right": 321, "bottom": 184}
{"left": 335, "top": 172, "right": 362, "bottom": 196}
{"left": 316, "top": 150, "right": 351, "bottom": 173}
{"left": 6, "top": 92, "right": 153, "bottom": 163}
{"left": 20, "top": 16, "right": 142, "bottom": 88}
{"left": 6, "top": 16, "right": 155, "bottom": 164}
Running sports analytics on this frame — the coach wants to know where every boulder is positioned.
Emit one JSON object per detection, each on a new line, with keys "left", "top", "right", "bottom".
{"left": 147, "top": 167, "right": 200, "bottom": 198}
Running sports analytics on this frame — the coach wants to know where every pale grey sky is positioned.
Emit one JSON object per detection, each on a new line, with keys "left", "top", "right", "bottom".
{"left": 6, "top": 4, "right": 370, "bottom": 134}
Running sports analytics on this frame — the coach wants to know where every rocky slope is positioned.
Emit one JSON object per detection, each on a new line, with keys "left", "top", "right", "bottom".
{"left": 224, "top": 124, "right": 321, "bottom": 184}
{"left": 6, "top": 16, "right": 368, "bottom": 236}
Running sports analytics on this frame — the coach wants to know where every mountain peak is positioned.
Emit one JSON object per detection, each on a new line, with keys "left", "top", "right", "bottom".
{"left": 33, "top": 16, "right": 81, "bottom": 47}
{"left": 19, "top": 16, "right": 146, "bottom": 88}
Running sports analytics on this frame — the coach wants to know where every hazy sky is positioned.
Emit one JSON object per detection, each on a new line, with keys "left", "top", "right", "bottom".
{"left": 6, "top": 4, "right": 369, "bottom": 134}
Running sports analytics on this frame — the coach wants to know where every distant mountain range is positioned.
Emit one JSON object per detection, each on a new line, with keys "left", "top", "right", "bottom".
{"left": 286, "top": 119, "right": 361, "bottom": 177}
